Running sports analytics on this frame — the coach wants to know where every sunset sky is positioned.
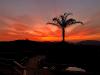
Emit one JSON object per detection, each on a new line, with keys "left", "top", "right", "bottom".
{"left": 0, "top": 0, "right": 100, "bottom": 42}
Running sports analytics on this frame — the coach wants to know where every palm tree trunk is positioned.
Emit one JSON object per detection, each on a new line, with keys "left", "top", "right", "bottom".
{"left": 62, "top": 27, "right": 65, "bottom": 42}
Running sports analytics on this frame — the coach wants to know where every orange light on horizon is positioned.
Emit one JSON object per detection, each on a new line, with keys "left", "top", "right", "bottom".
{"left": 27, "top": 34, "right": 100, "bottom": 42}
{"left": 0, "top": 15, "right": 100, "bottom": 42}
{"left": 0, "top": 27, "right": 100, "bottom": 42}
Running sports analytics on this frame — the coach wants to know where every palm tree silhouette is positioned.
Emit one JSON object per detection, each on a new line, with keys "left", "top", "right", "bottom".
{"left": 47, "top": 12, "right": 84, "bottom": 42}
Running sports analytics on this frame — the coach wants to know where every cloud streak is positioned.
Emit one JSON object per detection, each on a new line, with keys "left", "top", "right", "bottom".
{"left": 0, "top": 0, "right": 100, "bottom": 42}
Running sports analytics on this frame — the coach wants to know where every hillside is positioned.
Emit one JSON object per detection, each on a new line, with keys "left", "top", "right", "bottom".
{"left": 0, "top": 40, "right": 100, "bottom": 74}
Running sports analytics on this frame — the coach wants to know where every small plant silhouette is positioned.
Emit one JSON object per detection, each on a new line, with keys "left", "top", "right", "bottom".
{"left": 47, "top": 12, "right": 84, "bottom": 42}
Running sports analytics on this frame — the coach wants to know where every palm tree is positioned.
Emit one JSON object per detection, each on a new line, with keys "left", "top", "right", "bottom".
{"left": 47, "top": 12, "right": 84, "bottom": 42}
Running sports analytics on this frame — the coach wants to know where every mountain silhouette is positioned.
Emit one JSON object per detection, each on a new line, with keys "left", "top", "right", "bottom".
{"left": 77, "top": 40, "right": 100, "bottom": 46}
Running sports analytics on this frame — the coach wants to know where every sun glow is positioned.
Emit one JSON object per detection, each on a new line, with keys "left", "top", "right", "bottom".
{"left": 0, "top": 12, "right": 100, "bottom": 42}
{"left": 0, "top": 23, "right": 100, "bottom": 42}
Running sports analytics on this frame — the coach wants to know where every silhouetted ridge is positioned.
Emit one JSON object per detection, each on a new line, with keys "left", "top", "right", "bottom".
{"left": 0, "top": 40, "right": 100, "bottom": 73}
{"left": 77, "top": 40, "right": 100, "bottom": 46}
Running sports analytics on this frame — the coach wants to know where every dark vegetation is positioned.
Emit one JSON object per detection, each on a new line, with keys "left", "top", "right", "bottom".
{"left": 0, "top": 40, "right": 100, "bottom": 75}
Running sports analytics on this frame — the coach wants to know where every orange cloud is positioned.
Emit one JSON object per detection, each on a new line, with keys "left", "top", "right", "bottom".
{"left": 0, "top": 12, "right": 100, "bottom": 42}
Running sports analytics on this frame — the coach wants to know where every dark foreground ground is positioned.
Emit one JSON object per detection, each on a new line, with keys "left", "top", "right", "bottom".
{"left": 0, "top": 40, "right": 100, "bottom": 75}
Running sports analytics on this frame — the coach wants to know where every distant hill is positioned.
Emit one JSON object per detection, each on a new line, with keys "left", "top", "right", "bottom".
{"left": 77, "top": 40, "right": 100, "bottom": 46}
{"left": 0, "top": 40, "right": 100, "bottom": 59}
{"left": 0, "top": 40, "right": 100, "bottom": 73}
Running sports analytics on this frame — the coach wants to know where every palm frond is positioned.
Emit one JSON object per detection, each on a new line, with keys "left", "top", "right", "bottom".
{"left": 47, "top": 22, "right": 60, "bottom": 28}
{"left": 47, "top": 22, "right": 57, "bottom": 25}
{"left": 66, "top": 18, "right": 76, "bottom": 25}
{"left": 75, "top": 21, "right": 84, "bottom": 25}
{"left": 66, "top": 18, "right": 84, "bottom": 26}
{"left": 64, "top": 12, "right": 72, "bottom": 20}
{"left": 53, "top": 17, "right": 61, "bottom": 25}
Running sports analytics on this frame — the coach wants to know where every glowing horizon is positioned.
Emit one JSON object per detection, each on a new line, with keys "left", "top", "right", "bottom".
{"left": 0, "top": 0, "right": 100, "bottom": 42}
